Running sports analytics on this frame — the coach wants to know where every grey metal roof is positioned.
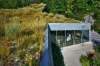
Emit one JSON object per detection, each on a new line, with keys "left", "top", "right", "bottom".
{"left": 48, "top": 23, "right": 91, "bottom": 31}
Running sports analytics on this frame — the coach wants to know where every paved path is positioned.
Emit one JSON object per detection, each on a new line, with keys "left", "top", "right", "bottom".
{"left": 61, "top": 42, "right": 93, "bottom": 66}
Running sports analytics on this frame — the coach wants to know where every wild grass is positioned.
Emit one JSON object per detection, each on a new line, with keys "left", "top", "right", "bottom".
{"left": 0, "top": 3, "right": 79, "bottom": 66}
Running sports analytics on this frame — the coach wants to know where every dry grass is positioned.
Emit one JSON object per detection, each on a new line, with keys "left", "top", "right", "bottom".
{"left": 0, "top": 3, "right": 80, "bottom": 66}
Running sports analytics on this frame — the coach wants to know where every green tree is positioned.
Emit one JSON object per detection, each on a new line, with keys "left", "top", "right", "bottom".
{"left": 40, "top": 0, "right": 66, "bottom": 14}
{"left": 40, "top": 0, "right": 100, "bottom": 20}
{"left": 0, "top": 0, "right": 33, "bottom": 9}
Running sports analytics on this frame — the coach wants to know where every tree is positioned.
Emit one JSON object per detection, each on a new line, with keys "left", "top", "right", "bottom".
{"left": 40, "top": 0, "right": 100, "bottom": 20}
{"left": 40, "top": 0, "right": 66, "bottom": 14}
{"left": 0, "top": 0, "right": 33, "bottom": 9}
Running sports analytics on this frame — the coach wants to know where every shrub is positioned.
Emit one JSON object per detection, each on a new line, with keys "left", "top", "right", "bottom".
{"left": 0, "top": 0, "right": 33, "bottom": 9}
{"left": 52, "top": 43, "right": 65, "bottom": 66}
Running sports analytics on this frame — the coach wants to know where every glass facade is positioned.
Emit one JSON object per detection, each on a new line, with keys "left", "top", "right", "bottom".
{"left": 50, "top": 30, "right": 89, "bottom": 47}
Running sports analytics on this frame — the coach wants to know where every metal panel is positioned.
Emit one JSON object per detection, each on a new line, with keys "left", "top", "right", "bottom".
{"left": 48, "top": 23, "right": 91, "bottom": 31}
{"left": 40, "top": 26, "right": 54, "bottom": 66}
{"left": 40, "top": 27, "right": 49, "bottom": 66}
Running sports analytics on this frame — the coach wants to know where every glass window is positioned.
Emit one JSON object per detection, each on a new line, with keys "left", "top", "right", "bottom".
{"left": 82, "top": 30, "right": 89, "bottom": 42}
{"left": 50, "top": 30, "right": 89, "bottom": 47}
{"left": 65, "top": 31, "right": 73, "bottom": 46}
{"left": 74, "top": 30, "right": 82, "bottom": 44}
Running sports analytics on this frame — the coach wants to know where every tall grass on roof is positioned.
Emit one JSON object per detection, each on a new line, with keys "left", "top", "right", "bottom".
{"left": 0, "top": 3, "right": 79, "bottom": 66}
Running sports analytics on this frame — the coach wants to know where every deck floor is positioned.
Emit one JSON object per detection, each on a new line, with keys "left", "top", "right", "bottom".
{"left": 61, "top": 42, "right": 93, "bottom": 66}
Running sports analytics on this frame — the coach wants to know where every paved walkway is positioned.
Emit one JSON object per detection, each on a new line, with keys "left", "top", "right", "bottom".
{"left": 61, "top": 42, "right": 93, "bottom": 66}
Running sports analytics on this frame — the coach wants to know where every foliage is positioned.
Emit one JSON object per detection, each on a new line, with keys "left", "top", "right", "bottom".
{"left": 0, "top": 3, "right": 79, "bottom": 66}
{"left": 40, "top": 0, "right": 100, "bottom": 19}
{"left": 95, "top": 55, "right": 100, "bottom": 66}
{"left": 40, "top": 0, "right": 66, "bottom": 14}
{"left": 94, "top": 22, "right": 100, "bottom": 33}
{"left": 80, "top": 48, "right": 100, "bottom": 66}
{"left": 5, "top": 17, "right": 21, "bottom": 39}
{"left": 94, "top": 46, "right": 100, "bottom": 65}
{"left": 95, "top": 46, "right": 100, "bottom": 54}
{"left": 0, "top": 27, "right": 5, "bottom": 37}
{"left": 52, "top": 42, "right": 65, "bottom": 66}
{"left": 40, "top": 0, "right": 100, "bottom": 32}
{"left": 0, "top": 0, "right": 33, "bottom": 9}
{"left": 80, "top": 55, "right": 90, "bottom": 66}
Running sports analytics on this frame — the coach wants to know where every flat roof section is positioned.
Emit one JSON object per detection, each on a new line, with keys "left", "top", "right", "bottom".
{"left": 48, "top": 23, "right": 91, "bottom": 31}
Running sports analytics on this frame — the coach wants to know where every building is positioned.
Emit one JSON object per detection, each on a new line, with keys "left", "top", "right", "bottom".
{"left": 40, "top": 23, "right": 92, "bottom": 66}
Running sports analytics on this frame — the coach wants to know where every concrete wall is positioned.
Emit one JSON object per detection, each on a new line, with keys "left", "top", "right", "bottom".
{"left": 61, "top": 42, "right": 93, "bottom": 66}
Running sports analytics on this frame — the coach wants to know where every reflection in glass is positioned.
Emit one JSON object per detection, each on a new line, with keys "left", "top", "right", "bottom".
{"left": 50, "top": 30, "right": 89, "bottom": 47}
